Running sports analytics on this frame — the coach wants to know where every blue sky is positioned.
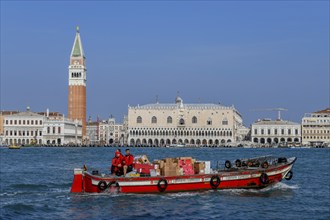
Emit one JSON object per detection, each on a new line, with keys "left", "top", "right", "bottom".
{"left": 1, "top": 1, "right": 329, "bottom": 125}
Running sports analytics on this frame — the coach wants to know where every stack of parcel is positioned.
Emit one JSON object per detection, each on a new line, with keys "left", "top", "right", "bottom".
{"left": 132, "top": 155, "right": 211, "bottom": 177}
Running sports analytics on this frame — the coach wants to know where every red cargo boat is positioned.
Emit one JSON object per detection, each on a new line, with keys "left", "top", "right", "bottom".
{"left": 71, "top": 156, "right": 296, "bottom": 194}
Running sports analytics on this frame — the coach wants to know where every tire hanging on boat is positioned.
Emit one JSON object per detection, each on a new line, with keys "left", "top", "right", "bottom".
{"left": 285, "top": 171, "right": 293, "bottom": 180}
{"left": 210, "top": 175, "right": 221, "bottom": 189}
{"left": 225, "top": 160, "right": 231, "bottom": 169}
{"left": 235, "top": 159, "right": 242, "bottom": 167}
{"left": 98, "top": 180, "right": 108, "bottom": 191}
{"left": 259, "top": 173, "right": 269, "bottom": 185}
{"left": 157, "top": 178, "right": 168, "bottom": 192}
{"left": 108, "top": 181, "right": 120, "bottom": 192}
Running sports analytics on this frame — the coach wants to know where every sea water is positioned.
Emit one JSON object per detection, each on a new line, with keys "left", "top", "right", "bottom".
{"left": 0, "top": 147, "right": 329, "bottom": 219}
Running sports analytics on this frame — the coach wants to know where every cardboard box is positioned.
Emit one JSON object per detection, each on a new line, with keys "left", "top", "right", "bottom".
{"left": 164, "top": 166, "right": 180, "bottom": 176}
{"left": 159, "top": 160, "right": 165, "bottom": 169}
{"left": 165, "top": 158, "right": 173, "bottom": 164}
{"left": 194, "top": 162, "right": 206, "bottom": 174}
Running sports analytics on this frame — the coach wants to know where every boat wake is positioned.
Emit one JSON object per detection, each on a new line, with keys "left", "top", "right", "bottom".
{"left": 218, "top": 182, "right": 299, "bottom": 197}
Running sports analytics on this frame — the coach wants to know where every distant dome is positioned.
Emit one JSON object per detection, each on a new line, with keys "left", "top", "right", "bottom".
{"left": 175, "top": 96, "right": 183, "bottom": 104}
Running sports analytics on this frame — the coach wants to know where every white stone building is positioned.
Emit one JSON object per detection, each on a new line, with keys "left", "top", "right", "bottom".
{"left": 127, "top": 97, "right": 244, "bottom": 146}
{"left": 301, "top": 108, "right": 330, "bottom": 146}
{"left": 251, "top": 119, "right": 301, "bottom": 145}
{"left": 3, "top": 107, "right": 44, "bottom": 145}
{"left": 86, "top": 120, "right": 99, "bottom": 145}
{"left": 42, "top": 111, "right": 82, "bottom": 145}
{"left": 3, "top": 108, "right": 82, "bottom": 145}
{"left": 99, "top": 117, "right": 125, "bottom": 145}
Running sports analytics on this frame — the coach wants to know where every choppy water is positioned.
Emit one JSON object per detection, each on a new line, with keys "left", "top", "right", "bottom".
{"left": 0, "top": 147, "right": 329, "bottom": 220}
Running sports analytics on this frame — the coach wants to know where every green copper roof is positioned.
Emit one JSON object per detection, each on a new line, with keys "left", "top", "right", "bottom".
{"left": 70, "top": 27, "right": 84, "bottom": 58}
{"left": 72, "top": 37, "right": 81, "bottom": 57}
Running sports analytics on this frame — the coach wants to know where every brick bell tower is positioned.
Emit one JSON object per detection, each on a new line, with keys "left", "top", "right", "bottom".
{"left": 68, "top": 26, "right": 87, "bottom": 136}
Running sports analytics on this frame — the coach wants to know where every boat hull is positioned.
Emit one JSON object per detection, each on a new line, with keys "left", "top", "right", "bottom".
{"left": 71, "top": 157, "right": 296, "bottom": 194}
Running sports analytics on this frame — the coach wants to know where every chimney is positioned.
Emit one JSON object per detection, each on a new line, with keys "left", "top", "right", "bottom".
{"left": 46, "top": 108, "right": 49, "bottom": 117}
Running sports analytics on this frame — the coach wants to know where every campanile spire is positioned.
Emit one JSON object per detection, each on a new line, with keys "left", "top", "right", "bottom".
{"left": 68, "top": 26, "right": 87, "bottom": 137}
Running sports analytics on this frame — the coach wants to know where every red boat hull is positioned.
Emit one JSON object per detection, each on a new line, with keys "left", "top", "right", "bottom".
{"left": 71, "top": 157, "right": 296, "bottom": 194}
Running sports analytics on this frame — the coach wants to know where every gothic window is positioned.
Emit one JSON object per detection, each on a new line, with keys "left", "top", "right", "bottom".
{"left": 222, "top": 118, "right": 228, "bottom": 125}
{"left": 152, "top": 116, "right": 157, "bottom": 124}
{"left": 137, "top": 116, "right": 142, "bottom": 124}
{"left": 192, "top": 116, "right": 197, "bottom": 124}
{"left": 207, "top": 118, "right": 212, "bottom": 125}
{"left": 167, "top": 116, "right": 172, "bottom": 124}
{"left": 179, "top": 118, "right": 185, "bottom": 125}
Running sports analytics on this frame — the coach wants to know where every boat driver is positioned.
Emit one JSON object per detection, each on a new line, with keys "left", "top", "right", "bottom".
{"left": 123, "top": 149, "right": 134, "bottom": 176}
{"left": 111, "top": 151, "right": 123, "bottom": 176}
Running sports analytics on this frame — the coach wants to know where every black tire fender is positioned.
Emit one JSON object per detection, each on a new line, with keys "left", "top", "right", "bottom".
{"left": 97, "top": 180, "right": 108, "bottom": 191}
{"left": 210, "top": 175, "right": 221, "bottom": 189}
{"left": 285, "top": 171, "right": 293, "bottom": 180}
{"left": 157, "top": 178, "right": 168, "bottom": 192}
{"left": 108, "top": 181, "right": 120, "bottom": 192}
{"left": 225, "top": 160, "right": 231, "bottom": 169}
{"left": 260, "top": 173, "right": 269, "bottom": 185}
{"left": 235, "top": 159, "right": 242, "bottom": 167}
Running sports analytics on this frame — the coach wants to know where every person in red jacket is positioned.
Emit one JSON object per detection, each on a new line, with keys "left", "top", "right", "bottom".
{"left": 123, "top": 149, "right": 134, "bottom": 176}
{"left": 111, "top": 151, "right": 123, "bottom": 176}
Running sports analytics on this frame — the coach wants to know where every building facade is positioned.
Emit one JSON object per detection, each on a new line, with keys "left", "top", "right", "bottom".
{"left": 127, "top": 97, "right": 243, "bottom": 147}
{"left": 42, "top": 111, "right": 82, "bottom": 145}
{"left": 3, "top": 108, "right": 82, "bottom": 145}
{"left": 99, "top": 118, "right": 125, "bottom": 145}
{"left": 86, "top": 120, "right": 99, "bottom": 145}
{"left": 301, "top": 108, "right": 330, "bottom": 146}
{"left": 251, "top": 119, "right": 301, "bottom": 145}
{"left": 68, "top": 26, "right": 87, "bottom": 136}
{"left": 0, "top": 111, "right": 19, "bottom": 145}
{"left": 3, "top": 107, "right": 44, "bottom": 145}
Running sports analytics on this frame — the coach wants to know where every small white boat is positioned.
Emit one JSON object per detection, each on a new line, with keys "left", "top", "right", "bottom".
{"left": 169, "top": 144, "right": 185, "bottom": 148}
